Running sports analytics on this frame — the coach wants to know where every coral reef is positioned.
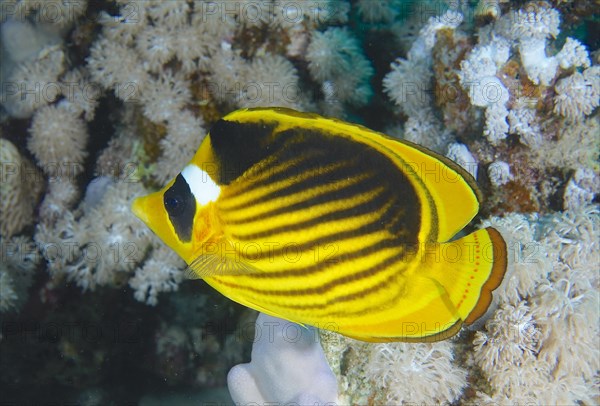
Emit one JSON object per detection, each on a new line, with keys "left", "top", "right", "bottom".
{"left": 471, "top": 205, "right": 599, "bottom": 404}
{"left": 306, "top": 26, "right": 374, "bottom": 112}
{"left": 0, "top": 235, "right": 39, "bottom": 311}
{"left": 554, "top": 66, "right": 600, "bottom": 120}
{"left": 34, "top": 179, "right": 155, "bottom": 291}
{"left": 456, "top": 5, "right": 593, "bottom": 144}
{"left": 0, "top": 0, "right": 597, "bottom": 404}
{"left": 320, "top": 330, "right": 467, "bottom": 405}
{"left": 383, "top": 9, "right": 464, "bottom": 152}
{"left": 0, "top": 137, "right": 44, "bottom": 237}
{"left": 28, "top": 104, "right": 89, "bottom": 173}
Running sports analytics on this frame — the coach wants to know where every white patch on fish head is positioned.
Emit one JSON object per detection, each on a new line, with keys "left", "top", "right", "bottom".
{"left": 181, "top": 164, "right": 221, "bottom": 205}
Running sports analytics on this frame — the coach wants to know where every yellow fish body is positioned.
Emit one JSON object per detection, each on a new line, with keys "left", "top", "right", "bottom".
{"left": 132, "top": 107, "right": 507, "bottom": 342}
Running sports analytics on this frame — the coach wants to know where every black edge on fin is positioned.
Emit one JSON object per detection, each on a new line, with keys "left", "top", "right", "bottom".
{"left": 397, "top": 138, "right": 483, "bottom": 204}
{"left": 344, "top": 318, "right": 464, "bottom": 343}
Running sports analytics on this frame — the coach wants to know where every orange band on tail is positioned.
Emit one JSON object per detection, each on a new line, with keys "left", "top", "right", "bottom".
{"left": 464, "top": 227, "right": 507, "bottom": 325}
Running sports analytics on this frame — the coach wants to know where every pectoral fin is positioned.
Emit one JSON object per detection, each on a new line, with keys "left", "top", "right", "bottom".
{"left": 184, "top": 240, "right": 264, "bottom": 279}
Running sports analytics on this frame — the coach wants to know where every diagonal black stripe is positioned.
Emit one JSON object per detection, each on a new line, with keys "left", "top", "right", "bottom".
{"left": 224, "top": 156, "right": 361, "bottom": 213}
{"left": 228, "top": 173, "right": 378, "bottom": 232}
{"left": 237, "top": 193, "right": 410, "bottom": 265}
{"left": 249, "top": 236, "right": 408, "bottom": 279}
{"left": 271, "top": 262, "right": 405, "bottom": 314}
{"left": 220, "top": 124, "right": 422, "bottom": 264}
{"left": 213, "top": 264, "right": 407, "bottom": 320}
{"left": 233, "top": 186, "right": 390, "bottom": 239}
{"left": 227, "top": 138, "right": 319, "bottom": 196}
{"left": 231, "top": 148, "right": 330, "bottom": 196}
{"left": 219, "top": 249, "right": 406, "bottom": 298}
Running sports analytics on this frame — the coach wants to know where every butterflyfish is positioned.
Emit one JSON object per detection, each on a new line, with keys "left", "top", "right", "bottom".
{"left": 132, "top": 107, "right": 507, "bottom": 342}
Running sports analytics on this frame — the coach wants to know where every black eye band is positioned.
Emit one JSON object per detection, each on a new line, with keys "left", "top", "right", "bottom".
{"left": 164, "top": 174, "right": 196, "bottom": 242}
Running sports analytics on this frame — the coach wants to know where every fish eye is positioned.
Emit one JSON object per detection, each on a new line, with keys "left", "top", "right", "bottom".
{"left": 164, "top": 194, "right": 185, "bottom": 216}
{"left": 162, "top": 174, "right": 196, "bottom": 242}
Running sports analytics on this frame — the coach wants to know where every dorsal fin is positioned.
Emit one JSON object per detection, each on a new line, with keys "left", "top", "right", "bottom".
{"left": 215, "top": 107, "right": 481, "bottom": 242}
{"left": 376, "top": 137, "right": 481, "bottom": 242}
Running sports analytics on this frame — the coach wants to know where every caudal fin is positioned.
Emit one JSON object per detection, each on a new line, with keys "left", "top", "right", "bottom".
{"left": 464, "top": 228, "right": 507, "bottom": 324}
{"left": 337, "top": 227, "right": 508, "bottom": 343}
{"left": 432, "top": 227, "right": 507, "bottom": 327}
